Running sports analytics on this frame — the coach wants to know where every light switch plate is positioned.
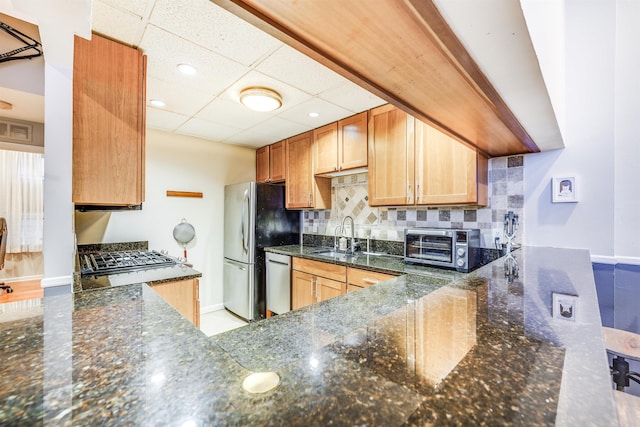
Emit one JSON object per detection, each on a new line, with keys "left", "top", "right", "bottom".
{"left": 552, "top": 293, "right": 578, "bottom": 322}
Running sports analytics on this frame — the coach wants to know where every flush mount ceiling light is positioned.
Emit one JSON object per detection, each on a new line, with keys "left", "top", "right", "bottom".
{"left": 177, "top": 63, "right": 197, "bottom": 75}
{"left": 0, "top": 100, "right": 13, "bottom": 110}
{"left": 239, "top": 87, "right": 282, "bottom": 112}
{"left": 149, "top": 99, "right": 166, "bottom": 108}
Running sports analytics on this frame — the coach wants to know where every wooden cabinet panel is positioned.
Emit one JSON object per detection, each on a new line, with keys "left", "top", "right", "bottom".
{"left": 269, "top": 140, "right": 286, "bottom": 182}
{"left": 415, "top": 120, "right": 487, "bottom": 205}
{"left": 314, "top": 122, "right": 338, "bottom": 174}
{"left": 338, "top": 111, "right": 368, "bottom": 171}
{"left": 316, "top": 276, "right": 346, "bottom": 302}
{"left": 256, "top": 146, "right": 270, "bottom": 183}
{"left": 73, "top": 33, "right": 146, "bottom": 206}
{"left": 346, "top": 284, "right": 362, "bottom": 293}
{"left": 347, "top": 267, "right": 397, "bottom": 288}
{"left": 151, "top": 279, "right": 200, "bottom": 327}
{"left": 292, "top": 257, "right": 346, "bottom": 282}
{"left": 285, "top": 131, "right": 331, "bottom": 209}
{"left": 368, "top": 104, "right": 415, "bottom": 206}
{"left": 292, "top": 270, "right": 316, "bottom": 310}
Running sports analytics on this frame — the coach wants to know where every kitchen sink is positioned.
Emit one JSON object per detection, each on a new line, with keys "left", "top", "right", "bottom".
{"left": 310, "top": 249, "right": 357, "bottom": 261}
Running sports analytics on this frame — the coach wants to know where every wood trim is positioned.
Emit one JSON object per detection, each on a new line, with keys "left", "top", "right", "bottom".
{"left": 292, "top": 257, "right": 346, "bottom": 283}
{"left": 166, "top": 191, "right": 203, "bottom": 198}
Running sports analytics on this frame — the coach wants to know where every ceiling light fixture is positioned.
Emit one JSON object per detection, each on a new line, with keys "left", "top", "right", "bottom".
{"left": 239, "top": 87, "right": 282, "bottom": 112}
{"left": 177, "top": 63, "right": 197, "bottom": 75}
{"left": 0, "top": 100, "right": 13, "bottom": 110}
{"left": 149, "top": 99, "right": 166, "bottom": 108}
{"left": 308, "top": 112, "right": 319, "bottom": 118}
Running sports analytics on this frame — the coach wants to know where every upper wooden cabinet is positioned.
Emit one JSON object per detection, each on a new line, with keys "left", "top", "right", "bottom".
{"left": 314, "top": 111, "right": 368, "bottom": 175}
{"left": 256, "top": 140, "right": 286, "bottom": 183}
{"left": 368, "top": 104, "right": 415, "bottom": 206}
{"left": 285, "top": 131, "right": 331, "bottom": 209}
{"left": 73, "top": 34, "right": 146, "bottom": 206}
{"left": 368, "top": 105, "right": 487, "bottom": 207}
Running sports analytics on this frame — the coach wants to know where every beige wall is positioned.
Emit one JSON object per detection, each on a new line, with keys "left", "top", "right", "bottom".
{"left": 75, "top": 128, "right": 256, "bottom": 309}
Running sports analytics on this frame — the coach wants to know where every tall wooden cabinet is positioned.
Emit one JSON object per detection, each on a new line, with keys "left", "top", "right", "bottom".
{"left": 368, "top": 104, "right": 487, "bottom": 207}
{"left": 285, "top": 131, "right": 331, "bottom": 209}
{"left": 73, "top": 33, "right": 146, "bottom": 206}
{"left": 256, "top": 140, "right": 286, "bottom": 183}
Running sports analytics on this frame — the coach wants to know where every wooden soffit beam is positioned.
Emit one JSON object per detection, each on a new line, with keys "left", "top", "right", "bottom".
{"left": 210, "top": 0, "right": 540, "bottom": 157}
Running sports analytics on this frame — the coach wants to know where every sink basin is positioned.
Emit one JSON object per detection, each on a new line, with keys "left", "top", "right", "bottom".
{"left": 311, "top": 250, "right": 356, "bottom": 261}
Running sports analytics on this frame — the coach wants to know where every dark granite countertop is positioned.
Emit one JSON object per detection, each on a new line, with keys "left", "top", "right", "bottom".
{"left": 0, "top": 247, "right": 618, "bottom": 425}
{"left": 78, "top": 263, "right": 202, "bottom": 292}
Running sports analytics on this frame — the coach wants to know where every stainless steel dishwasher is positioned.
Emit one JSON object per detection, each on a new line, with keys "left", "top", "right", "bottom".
{"left": 266, "top": 252, "right": 291, "bottom": 315}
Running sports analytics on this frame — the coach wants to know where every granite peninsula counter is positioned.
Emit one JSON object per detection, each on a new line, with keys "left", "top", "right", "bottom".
{"left": 0, "top": 247, "right": 618, "bottom": 425}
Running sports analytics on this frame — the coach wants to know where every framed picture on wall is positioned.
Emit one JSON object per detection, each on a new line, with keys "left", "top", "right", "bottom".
{"left": 552, "top": 176, "right": 577, "bottom": 203}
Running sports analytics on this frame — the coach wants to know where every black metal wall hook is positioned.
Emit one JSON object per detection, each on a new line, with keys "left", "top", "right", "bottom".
{"left": 0, "top": 21, "right": 43, "bottom": 63}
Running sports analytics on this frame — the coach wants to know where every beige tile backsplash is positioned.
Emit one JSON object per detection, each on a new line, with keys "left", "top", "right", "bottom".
{"left": 303, "top": 155, "right": 524, "bottom": 248}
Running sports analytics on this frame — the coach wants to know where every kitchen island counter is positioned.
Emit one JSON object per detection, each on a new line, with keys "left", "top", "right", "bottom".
{"left": 0, "top": 247, "right": 618, "bottom": 425}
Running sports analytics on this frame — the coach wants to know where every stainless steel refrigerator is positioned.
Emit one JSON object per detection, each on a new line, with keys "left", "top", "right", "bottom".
{"left": 223, "top": 182, "right": 300, "bottom": 321}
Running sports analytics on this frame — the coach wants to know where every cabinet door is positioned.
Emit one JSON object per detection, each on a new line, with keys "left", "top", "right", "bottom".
{"left": 316, "top": 276, "right": 346, "bottom": 303}
{"left": 347, "top": 267, "right": 397, "bottom": 288}
{"left": 338, "top": 111, "right": 368, "bottom": 171}
{"left": 314, "top": 122, "right": 338, "bottom": 174}
{"left": 292, "top": 270, "right": 316, "bottom": 310}
{"left": 73, "top": 33, "right": 145, "bottom": 205}
{"left": 415, "top": 120, "right": 486, "bottom": 205}
{"left": 256, "top": 146, "right": 270, "bottom": 183}
{"left": 368, "top": 104, "right": 415, "bottom": 206}
{"left": 346, "top": 284, "right": 363, "bottom": 293}
{"left": 151, "top": 279, "right": 199, "bottom": 327}
{"left": 285, "top": 131, "right": 331, "bottom": 209}
{"left": 269, "top": 140, "right": 286, "bottom": 182}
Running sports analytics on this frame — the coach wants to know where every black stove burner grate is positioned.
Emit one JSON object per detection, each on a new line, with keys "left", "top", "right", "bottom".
{"left": 80, "top": 250, "right": 177, "bottom": 276}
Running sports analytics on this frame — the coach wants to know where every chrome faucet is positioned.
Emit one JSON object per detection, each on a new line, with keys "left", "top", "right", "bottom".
{"left": 341, "top": 216, "right": 359, "bottom": 254}
{"left": 334, "top": 224, "right": 342, "bottom": 251}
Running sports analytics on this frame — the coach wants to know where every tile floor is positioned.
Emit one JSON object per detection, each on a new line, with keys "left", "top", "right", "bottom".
{"left": 200, "top": 309, "right": 248, "bottom": 337}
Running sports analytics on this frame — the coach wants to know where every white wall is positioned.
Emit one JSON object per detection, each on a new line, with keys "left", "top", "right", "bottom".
{"left": 520, "top": 0, "right": 633, "bottom": 262}
{"left": 75, "top": 129, "right": 256, "bottom": 310}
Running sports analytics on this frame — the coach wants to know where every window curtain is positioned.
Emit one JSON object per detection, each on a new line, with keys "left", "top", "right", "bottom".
{"left": 0, "top": 150, "right": 44, "bottom": 253}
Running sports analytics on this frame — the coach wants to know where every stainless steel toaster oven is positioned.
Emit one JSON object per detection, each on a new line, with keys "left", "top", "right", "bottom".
{"left": 404, "top": 228, "right": 481, "bottom": 272}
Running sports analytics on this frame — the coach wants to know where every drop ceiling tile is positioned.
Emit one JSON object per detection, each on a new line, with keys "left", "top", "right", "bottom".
{"left": 320, "top": 81, "right": 387, "bottom": 113}
{"left": 146, "top": 77, "right": 213, "bottom": 116}
{"left": 149, "top": 0, "right": 281, "bottom": 66}
{"left": 194, "top": 97, "right": 275, "bottom": 129}
{"left": 91, "top": 0, "right": 145, "bottom": 46}
{"left": 146, "top": 108, "right": 189, "bottom": 132}
{"left": 140, "top": 24, "right": 248, "bottom": 96}
{"left": 256, "top": 44, "right": 346, "bottom": 95}
{"left": 241, "top": 116, "right": 309, "bottom": 141}
{"left": 223, "top": 130, "right": 283, "bottom": 148}
{"left": 276, "top": 98, "right": 352, "bottom": 128}
{"left": 95, "top": 0, "right": 150, "bottom": 17}
{"left": 176, "top": 117, "right": 244, "bottom": 142}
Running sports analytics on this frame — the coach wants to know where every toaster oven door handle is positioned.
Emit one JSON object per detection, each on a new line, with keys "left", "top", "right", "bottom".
{"left": 409, "top": 230, "right": 452, "bottom": 237}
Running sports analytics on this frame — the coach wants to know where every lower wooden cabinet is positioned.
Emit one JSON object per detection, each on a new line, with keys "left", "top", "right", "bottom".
{"left": 150, "top": 278, "right": 200, "bottom": 327}
{"left": 291, "top": 258, "right": 346, "bottom": 310}
{"left": 347, "top": 267, "right": 397, "bottom": 288}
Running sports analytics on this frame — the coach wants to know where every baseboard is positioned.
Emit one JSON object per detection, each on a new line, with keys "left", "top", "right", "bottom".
{"left": 41, "top": 275, "right": 73, "bottom": 288}
{"left": 0, "top": 274, "right": 44, "bottom": 284}
{"left": 591, "top": 255, "right": 640, "bottom": 266}
{"left": 200, "top": 303, "right": 224, "bottom": 314}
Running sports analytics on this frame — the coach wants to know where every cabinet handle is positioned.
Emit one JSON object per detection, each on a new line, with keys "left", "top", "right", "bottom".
{"left": 308, "top": 192, "right": 311, "bottom": 207}
{"left": 407, "top": 184, "right": 412, "bottom": 204}
{"left": 334, "top": 166, "right": 338, "bottom": 171}
{"left": 362, "top": 278, "right": 379, "bottom": 284}
{"left": 416, "top": 184, "right": 420, "bottom": 202}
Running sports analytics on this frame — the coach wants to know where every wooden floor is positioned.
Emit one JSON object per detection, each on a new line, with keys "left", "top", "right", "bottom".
{"left": 0, "top": 279, "right": 43, "bottom": 303}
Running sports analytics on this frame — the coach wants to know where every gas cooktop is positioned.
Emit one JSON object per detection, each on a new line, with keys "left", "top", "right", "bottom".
{"left": 80, "top": 250, "right": 177, "bottom": 277}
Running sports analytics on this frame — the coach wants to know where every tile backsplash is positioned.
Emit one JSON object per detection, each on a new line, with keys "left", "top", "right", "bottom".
{"left": 302, "top": 155, "right": 524, "bottom": 248}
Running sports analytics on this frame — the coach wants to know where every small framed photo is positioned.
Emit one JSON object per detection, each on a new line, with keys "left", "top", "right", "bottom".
{"left": 552, "top": 293, "right": 578, "bottom": 322}
{"left": 552, "top": 176, "right": 577, "bottom": 203}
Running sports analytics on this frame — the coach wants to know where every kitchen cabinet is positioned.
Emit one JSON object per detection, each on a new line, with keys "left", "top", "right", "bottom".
{"left": 285, "top": 131, "right": 331, "bottom": 209}
{"left": 368, "top": 104, "right": 415, "bottom": 206}
{"left": 291, "top": 257, "right": 346, "bottom": 310}
{"left": 414, "top": 119, "right": 488, "bottom": 206}
{"left": 314, "top": 111, "right": 368, "bottom": 175}
{"left": 73, "top": 33, "right": 146, "bottom": 206}
{"left": 368, "top": 104, "right": 487, "bottom": 207}
{"left": 256, "top": 140, "right": 286, "bottom": 183}
{"left": 347, "top": 267, "right": 397, "bottom": 292}
{"left": 150, "top": 278, "right": 200, "bottom": 327}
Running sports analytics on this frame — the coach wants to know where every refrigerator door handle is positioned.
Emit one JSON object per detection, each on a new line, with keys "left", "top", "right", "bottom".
{"left": 224, "top": 259, "right": 247, "bottom": 271}
{"left": 241, "top": 189, "right": 249, "bottom": 254}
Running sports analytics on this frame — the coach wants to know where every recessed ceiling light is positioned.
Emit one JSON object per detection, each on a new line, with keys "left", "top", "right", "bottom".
{"left": 308, "top": 112, "right": 319, "bottom": 118}
{"left": 177, "top": 63, "right": 197, "bottom": 75}
{"left": 239, "top": 87, "right": 282, "bottom": 112}
{"left": 149, "top": 99, "right": 166, "bottom": 108}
